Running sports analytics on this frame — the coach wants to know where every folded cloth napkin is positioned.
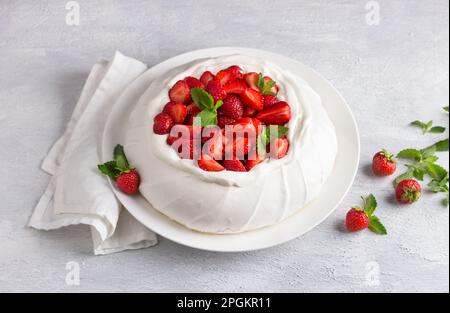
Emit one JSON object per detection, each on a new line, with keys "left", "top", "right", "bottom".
{"left": 29, "top": 51, "right": 158, "bottom": 255}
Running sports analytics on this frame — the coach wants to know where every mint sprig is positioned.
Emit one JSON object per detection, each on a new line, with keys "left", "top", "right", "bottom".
{"left": 257, "top": 73, "right": 277, "bottom": 96}
{"left": 257, "top": 125, "right": 289, "bottom": 155}
{"left": 444, "top": 106, "right": 449, "bottom": 113}
{"left": 410, "top": 120, "right": 446, "bottom": 134}
{"left": 395, "top": 138, "right": 449, "bottom": 206}
{"left": 191, "top": 88, "right": 223, "bottom": 126}
{"left": 98, "top": 144, "right": 133, "bottom": 180}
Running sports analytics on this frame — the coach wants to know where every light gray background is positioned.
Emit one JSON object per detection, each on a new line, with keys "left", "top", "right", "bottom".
{"left": 0, "top": 0, "right": 448, "bottom": 293}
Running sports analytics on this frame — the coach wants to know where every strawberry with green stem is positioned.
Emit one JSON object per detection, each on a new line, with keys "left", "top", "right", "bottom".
{"left": 345, "top": 194, "right": 387, "bottom": 235}
{"left": 98, "top": 144, "right": 140, "bottom": 195}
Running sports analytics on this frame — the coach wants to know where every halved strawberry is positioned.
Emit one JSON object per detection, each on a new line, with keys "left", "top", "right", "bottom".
{"left": 173, "top": 139, "right": 195, "bottom": 159}
{"left": 227, "top": 65, "right": 244, "bottom": 80}
{"left": 206, "top": 80, "right": 227, "bottom": 102}
{"left": 215, "top": 69, "right": 234, "bottom": 86}
{"left": 263, "top": 95, "right": 279, "bottom": 108}
{"left": 223, "top": 159, "right": 247, "bottom": 172}
{"left": 202, "top": 128, "right": 224, "bottom": 160}
{"left": 218, "top": 116, "right": 236, "bottom": 128}
{"left": 269, "top": 137, "right": 289, "bottom": 159}
{"left": 186, "top": 102, "right": 201, "bottom": 116}
{"left": 166, "top": 125, "right": 197, "bottom": 145}
{"left": 198, "top": 155, "right": 225, "bottom": 172}
{"left": 244, "top": 72, "right": 260, "bottom": 90}
{"left": 223, "top": 79, "right": 247, "bottom": 95}
{"left": 256, "top": 101, "right": 291, "bottom": 125}
{"left": 233, "top": 117, "right": 262, "bottom": 133}
{"left": 153, "top": 112, "right": 174, "bottom": 134}
{"left": 200, "top": 71, "right": 215, "bottom": 85}
{"left": 240, "top": 88, "right": 263, "bottom": 110}
{"left": 264, "top": 76, "right": 279, "bottom": 94}
{"left": 243, "top": 106, "right": 257, "bottom": 117}
{"left": 165, "top": 102, "right": 187, "bottom": 124}
{"left": 246, "top": 153, "right": 265, "bottom": 171}
{"left": 169, "top": 80, "right": 191, "bottom": 103}
{"left": 184, "top": 76, "right": 205, "bottom": 89}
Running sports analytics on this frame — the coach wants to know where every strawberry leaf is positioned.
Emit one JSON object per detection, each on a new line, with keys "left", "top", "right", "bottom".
{"left": 98, "top": 161, "right": 120, "bottom": 180}
{"left": 368, "top": 215, "right": 387, "bottom": 235}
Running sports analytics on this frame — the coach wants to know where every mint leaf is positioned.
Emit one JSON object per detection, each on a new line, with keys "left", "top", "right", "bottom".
{"left": 191, "top": 88, "right": 214, "bottom": 111}
{"left": 257, "top": 134, "right": 266, "bottom": 156}
{"left": 368, "top": 215, "right": 387, "bottom": 235}
{"left": 363, "top": 194, "right": 377, "bottom": 216}
{"left": 426, "top": 163, "right": 448, "bottom": 181}
{"left": 98, "top": 161, "right": 120, "bottom": 180}
{"left": 397, "top": 149, "right": 422, "bottom": 161}
{"left": 411, "top": 120, "right": 445, "bottom": 134}
{"left": 432, "top": 138, "right": 449, "bottom": 152}
{"left": 394, "top": 169, "right": 414, "bottom": 187}
{"left": 430, "top": 126, "right": 446, "bottom": 134}
{"left": 444, "top": 106, "right": 449, "bottom": 113}
{"left": 214, "top": 99, "right": 223, "bottom": 111}
{"left": 196, "top": 109, "right": 217, "bottom": 126}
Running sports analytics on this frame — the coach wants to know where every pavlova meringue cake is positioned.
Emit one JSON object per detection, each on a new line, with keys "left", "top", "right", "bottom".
{"left": 124, "top": 55, "right": 338, "bottom": 234}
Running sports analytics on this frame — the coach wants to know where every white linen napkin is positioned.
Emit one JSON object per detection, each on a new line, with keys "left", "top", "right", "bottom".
{"left": 29, "top": 51, "right": 158, "bottom": 255}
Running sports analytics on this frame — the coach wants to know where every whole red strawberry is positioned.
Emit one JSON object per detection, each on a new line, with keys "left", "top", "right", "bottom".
{"left": 218, "top": 116, "right": 236, "bottom": 128}
{"left": 396, "top": 179, "right": 421, "bottom": 204}
{"left": 116, "top": 170, "right": 140, "bottom": 195}
{"left": 219, "top": 95, "right": 244, "bottom": 120}
{"left": 346, "top": 208, "right": 370, "bottom": 232}
{"left": 206, "top": 80, "right": 227, "bottom": 102}
{"left": 345, "top": 194, "right": 387, "bottom": 234}
{"left": 263, "top": 95, "right": 279, "bottom": 108}
{"left": 372, "top": 149, "right": 396, "bottom": 176}
{"left": 98, "top": 144, "right": 141, "bottom": 195}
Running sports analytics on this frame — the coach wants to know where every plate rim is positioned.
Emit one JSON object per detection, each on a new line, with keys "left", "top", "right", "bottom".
{"left": 102, "top": 47, "right": 360, "bottom": 252}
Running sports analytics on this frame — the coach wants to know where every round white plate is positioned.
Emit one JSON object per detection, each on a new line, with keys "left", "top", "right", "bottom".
{"left": 102, "top": 47, "right": 360, "bottom": 252}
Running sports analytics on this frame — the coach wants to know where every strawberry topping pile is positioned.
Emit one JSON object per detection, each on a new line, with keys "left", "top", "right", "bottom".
{"left": 152, "top": 65, "right": 292, "bottom": 172}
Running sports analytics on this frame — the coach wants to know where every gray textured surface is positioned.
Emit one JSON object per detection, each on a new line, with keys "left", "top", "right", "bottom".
{"left": 0, "top": 0, "right": 448, "bottom": 293}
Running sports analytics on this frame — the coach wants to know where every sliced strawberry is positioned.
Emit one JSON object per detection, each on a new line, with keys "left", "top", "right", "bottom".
{"left": 269, "top": 137, "right": 289, "bottom": 159}
{"left": 233, "top": 117, "right": 262, "bottom": 133}
{"left": 173, "top": 139, "right": 195, "bottom": 159}
{"left": 263, "top": 95, "right": 279, "bottom": 108}
{"left": 169, "top": 80, "right": 191, "bottom": 103}
{"left": 246, "top": 154, "right": 265, "bottom": 171}
{"left": 198, "top": 155, "right": 225, "bottom": 172}
{"left": 202, "top": 128, "right": 224, "bottom": 160}
{"left": 227, "top": 65, "right": 244, "bottom": 80}
{"left": 184, "top": 76, "right": 205, "bottom": 89}
{"left": 153, "top": 112, "right": 174, "bottom": 134}
{"left": 186, "top": 102, "right": 201, "bottom": 116}
{"left": 256, "top": 101, "right": 291, "bottom": 125}
{"left": 165, "top": 102, "right": 187, "bottom": 124}
{"left": 240, "top": 88, "right": 263, "bottom": 110}
{"left": 206, "top": 80, "right": 227, "bottom": 102}
{"left": 223, "top": 79, "right": 247, "bottom": 95}
{"left": 264, "top": 76, "right": 279, "bottom": 94}
{"left": 223, "top": 159, "right": 247, "bottom": 172}
{"left": 200, "top": 71, "right": 215, "bottom": 85}
{"left": 218, "top": 116, "right": 236, "bottom": 128}
{"left": 244, "top": 72, "right": 260, "bottom": 91}
{"left": 243, "top": 106, "right": 257, "bottom": 117}
{"left": 167, "top": 125, "right": 197, "bottom": 145}
{"left": 215, "top": 69, "right": 234, "bottom": 86}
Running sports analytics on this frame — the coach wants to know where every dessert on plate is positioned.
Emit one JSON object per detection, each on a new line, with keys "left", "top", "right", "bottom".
{"left": 124, "top": 55, "right": 338, "bottom": 234}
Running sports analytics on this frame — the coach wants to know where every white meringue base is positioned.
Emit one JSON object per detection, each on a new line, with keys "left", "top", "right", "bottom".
{"left": 125, "top": 55, "right": 338, "bottom": 234}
